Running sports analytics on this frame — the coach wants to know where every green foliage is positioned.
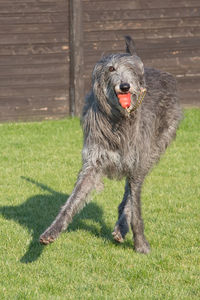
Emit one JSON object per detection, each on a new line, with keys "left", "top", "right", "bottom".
{"left": 0, "top": 110, "right": 199, "bottom": 299}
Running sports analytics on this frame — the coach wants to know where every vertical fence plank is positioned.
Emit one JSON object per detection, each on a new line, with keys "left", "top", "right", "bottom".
{"left": 69, "top": 0, "right": 84, "bottom": 116}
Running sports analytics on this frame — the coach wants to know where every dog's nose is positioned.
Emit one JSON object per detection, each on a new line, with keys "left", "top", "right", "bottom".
{"left": 120, "top": 83, "right": 130, "bottom": 93}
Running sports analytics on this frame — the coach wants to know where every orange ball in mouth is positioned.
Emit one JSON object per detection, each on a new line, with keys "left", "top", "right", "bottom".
{"left": 117, "top": 93, "right": 131, "bottom": 108}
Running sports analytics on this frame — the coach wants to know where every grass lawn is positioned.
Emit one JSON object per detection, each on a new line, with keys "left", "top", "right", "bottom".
{"left": 0, "top": 109, "right": 199, "bottom": 299}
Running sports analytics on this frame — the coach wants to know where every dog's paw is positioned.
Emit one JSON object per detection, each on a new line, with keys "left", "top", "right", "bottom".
{"left": 134, "top": 238, "right": 150, "bottom": 254}
{"left": 39, "top": 231, "right": 56, "bottom": 245}
{"left": 112, "top": 230, "right": 124, "bottom": 243}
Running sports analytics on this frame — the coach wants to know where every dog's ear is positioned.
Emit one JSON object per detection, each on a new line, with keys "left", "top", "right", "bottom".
{"left": 125, "top": 36, "right": 137, "bottom": 55}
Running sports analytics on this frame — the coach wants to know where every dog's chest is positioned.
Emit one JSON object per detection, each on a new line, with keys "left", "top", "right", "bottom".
{"left": 101, "top": 147, "right": 137, "bottom": 179}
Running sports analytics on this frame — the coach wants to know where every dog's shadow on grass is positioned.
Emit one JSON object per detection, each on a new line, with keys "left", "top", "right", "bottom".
{"left": 0, "top": 177, "right": 113, "bottom": 264}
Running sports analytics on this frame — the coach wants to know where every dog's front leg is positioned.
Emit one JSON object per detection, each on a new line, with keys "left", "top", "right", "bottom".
{"left": 129, "top": 178, "right": 150, "bottom": 254}
{"left": 40, "top": 166, "right": 100, "bottom": 245}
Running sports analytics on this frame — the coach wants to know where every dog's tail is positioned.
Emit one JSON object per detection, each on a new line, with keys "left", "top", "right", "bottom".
{"left": 125, "top": 36, "right": 137, "bottom": 55}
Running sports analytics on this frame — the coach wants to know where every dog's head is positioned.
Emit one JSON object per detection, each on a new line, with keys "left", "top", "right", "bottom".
{"left": 92, "top": 36, "right": 146, "bottom": 115}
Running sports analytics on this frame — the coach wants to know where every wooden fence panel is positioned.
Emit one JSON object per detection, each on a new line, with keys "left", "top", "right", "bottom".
{"left": 0, "top": 0, "right": 70, "bottom": 122}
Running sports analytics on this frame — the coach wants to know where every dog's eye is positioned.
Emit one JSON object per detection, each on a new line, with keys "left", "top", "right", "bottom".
{"left": 109, "top": 66, "right": 115, "bottom": 72}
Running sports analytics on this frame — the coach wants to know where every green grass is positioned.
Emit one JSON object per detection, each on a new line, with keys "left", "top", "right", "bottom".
{"left": 0, "top": 109, "right": 199, "bottom": 299}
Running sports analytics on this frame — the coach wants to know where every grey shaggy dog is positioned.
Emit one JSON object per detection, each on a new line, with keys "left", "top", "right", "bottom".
{"left": 40, "top": 36, "right": 182, "bottom": 254}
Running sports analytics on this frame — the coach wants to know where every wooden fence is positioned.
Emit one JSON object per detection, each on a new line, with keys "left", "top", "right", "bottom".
{"left": 0, "top": 0, "right": 200, "bottom": 122}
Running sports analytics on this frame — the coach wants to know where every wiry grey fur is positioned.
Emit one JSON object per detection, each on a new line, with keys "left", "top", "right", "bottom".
{"left": 40, "top": 36, "right": 182, "bottom": 253}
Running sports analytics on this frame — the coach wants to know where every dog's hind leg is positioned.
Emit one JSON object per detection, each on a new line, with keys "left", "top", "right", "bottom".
{"left": 112, "top": 180, "right": 132, "bottom": 243}
{"left": 40, "top": 166, "right": 100, "bottom": 245}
